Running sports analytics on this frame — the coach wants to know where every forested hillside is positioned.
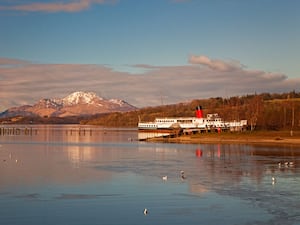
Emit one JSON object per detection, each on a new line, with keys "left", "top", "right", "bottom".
{"left": 81, "top": 91, "right": 300, "bottom": 131}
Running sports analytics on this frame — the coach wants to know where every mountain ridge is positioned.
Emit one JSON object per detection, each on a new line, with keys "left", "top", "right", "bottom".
{"left": 0, "top": 91, "right": 136, "bottom": 118}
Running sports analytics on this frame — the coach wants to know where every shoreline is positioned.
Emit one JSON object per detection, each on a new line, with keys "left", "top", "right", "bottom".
{"left": 145, "top": 131, "right": 300, "bottom": 146}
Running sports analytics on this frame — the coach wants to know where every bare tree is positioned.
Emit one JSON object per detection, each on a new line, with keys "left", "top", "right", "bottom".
{"left": 246, "top": 95, "right": 264, "bottom": 131}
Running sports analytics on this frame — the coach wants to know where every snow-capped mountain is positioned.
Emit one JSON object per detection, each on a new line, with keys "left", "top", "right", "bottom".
{"left": 60, "top": 91, "right": 103, "bottom": 106}
{"left": 0, "top": 91, "right": 137, "bottom": 118}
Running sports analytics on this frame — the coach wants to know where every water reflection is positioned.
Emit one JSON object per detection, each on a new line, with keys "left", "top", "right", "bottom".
{"left": 0, "top": 125, "right": 300, "bottom": 225}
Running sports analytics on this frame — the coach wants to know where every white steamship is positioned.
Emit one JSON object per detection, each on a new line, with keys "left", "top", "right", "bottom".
{"left": 138, "top": 106, "right": 247, "bottom": 131}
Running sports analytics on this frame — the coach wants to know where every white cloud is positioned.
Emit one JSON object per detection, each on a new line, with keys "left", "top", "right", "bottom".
{"left": 0, "top": 55, "right": 299, "bottom": 111}
{"left": 0, "top": 0, "right": 112, "bottom": 13}
{"left": 188, "top": 55, "right": 242, "bottom": 72}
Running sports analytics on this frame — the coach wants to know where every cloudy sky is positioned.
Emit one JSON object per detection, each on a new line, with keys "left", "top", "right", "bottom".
{"left": 0, "top": 0, "right": 299, "bottom": 111}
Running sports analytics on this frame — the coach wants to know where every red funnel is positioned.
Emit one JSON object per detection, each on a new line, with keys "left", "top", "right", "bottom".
{"left": 195, "top": 106, "right": 203, "bottom": 118}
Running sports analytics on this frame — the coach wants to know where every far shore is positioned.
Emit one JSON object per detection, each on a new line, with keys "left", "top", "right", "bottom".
{"left": 145, "top": 130, "right": 300, "bottom": 146}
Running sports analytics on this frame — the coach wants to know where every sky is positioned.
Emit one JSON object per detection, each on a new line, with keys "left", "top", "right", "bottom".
{"left": 0, "top": 0, "right": 300, "bottom": 111}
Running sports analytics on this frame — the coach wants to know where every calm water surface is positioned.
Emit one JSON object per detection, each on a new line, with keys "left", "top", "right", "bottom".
{"left": 0, "top": 125, "right": 300, "bottom": 225}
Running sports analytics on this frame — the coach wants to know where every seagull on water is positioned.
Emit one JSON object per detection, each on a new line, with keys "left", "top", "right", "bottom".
{"left": 143, "top": 208, "right": 148, "bottom": 215}
{"left": 180, "top": 170, "right": 186, "bottom": 180}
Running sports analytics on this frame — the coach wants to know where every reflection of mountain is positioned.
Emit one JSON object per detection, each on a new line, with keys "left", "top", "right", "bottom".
{"left": 0, "top": 143, "right": 113, "bottom": 187}
{"left": 67, "top": 147, "right": 93, "bottom": 168}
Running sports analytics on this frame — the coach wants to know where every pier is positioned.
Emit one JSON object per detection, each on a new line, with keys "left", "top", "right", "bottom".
{"left": 138, "top": 129, "right": 182, "bottom": 141}
{"left": 182, "top": 127, "right": 229, "bottom": 135}
{"left": 138, "top": 126, "right": 243, "bottom": 141}
{"left": 0, "top": 126, "right": 97, "bottom": 137}
{"left": 0, "top": 127, "right": 36, "bottom": 136}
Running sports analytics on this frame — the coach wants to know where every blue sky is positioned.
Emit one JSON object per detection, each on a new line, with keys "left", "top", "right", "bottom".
{"left": 0, "top": 0, "right": 300, "bottom": 110}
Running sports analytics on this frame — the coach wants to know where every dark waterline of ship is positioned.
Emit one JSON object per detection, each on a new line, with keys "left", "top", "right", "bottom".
{"left": 0, "top": 125, "right": 300, "bottom": 225}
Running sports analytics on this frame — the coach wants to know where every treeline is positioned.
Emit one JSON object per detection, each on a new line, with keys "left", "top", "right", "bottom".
{"left": 81, "top": 91, "right": 300, "bottom": 131}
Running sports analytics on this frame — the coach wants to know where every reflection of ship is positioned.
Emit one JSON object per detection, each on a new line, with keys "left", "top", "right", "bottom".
{"left": 138, "top": 106, "right": 247, "bottom": 131}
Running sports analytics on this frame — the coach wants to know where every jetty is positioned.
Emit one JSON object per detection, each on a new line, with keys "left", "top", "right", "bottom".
{"left": 0, "top": 127, "right": 36, "bottom": 136}
{"left": 0, "top": 126, "right": 98, "bottom": 137}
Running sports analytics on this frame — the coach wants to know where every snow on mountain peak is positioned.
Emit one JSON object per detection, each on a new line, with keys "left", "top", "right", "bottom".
{"left": 62, "top": 91, "right": 102, "bottom": 105}
{"left": 109, "top": 99, "right": 125, "bottom": 106}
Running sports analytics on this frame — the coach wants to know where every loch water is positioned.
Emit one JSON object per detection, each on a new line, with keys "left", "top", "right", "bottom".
{"left": 0, "top": 125, "right": 300, "bottom": 225}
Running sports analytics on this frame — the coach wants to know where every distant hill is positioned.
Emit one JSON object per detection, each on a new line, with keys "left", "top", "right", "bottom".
{"left": 82, "top": 91, "right": 300, "bottom": 131}
{"left": 2, "top": 91, "right": 300, "bottom": 130}
{"left": 0, "top": 91, "right": 137, "bottom": 119}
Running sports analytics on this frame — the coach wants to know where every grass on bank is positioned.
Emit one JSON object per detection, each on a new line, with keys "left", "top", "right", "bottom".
{"left": 146, "top": 130, "right": 300, "bottom": 146}
{"left": 190, "top": 130, "right": 300, "bottom": 140}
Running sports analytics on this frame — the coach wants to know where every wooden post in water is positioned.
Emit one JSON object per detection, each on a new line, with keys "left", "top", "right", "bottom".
{"left": 0, "top": 127, "right": 36, "bottom": 136}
